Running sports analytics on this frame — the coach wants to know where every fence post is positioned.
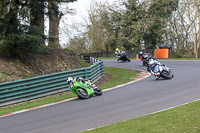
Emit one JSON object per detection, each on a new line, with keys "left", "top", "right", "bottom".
{"left": 85, "top": 67, "right": 89, "bottom": 79}
{"left": 100, "top": 62, "right": 104, "bottom": 77}
{"left": 80, "top": 55, "right": 83, "bottom": 59}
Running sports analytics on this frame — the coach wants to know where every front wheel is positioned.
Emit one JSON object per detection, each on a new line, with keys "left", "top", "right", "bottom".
{"left": 155, "top": 75, "right": 160, "bottom": 80}
{"left": 76, "top": 88, "right": 89, "bottom": 99}
{"left": 94, "top": 87, "right": 102, "bottom": 96}
{"left": 161, "top": 70, "right": 173, "bottom": 79}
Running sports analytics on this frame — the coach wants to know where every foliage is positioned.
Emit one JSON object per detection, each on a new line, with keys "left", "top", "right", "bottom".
{"left": 0, "top": 0, "right": 45, "bottom": 61}
{"left": 67, "top": 0, "right": 179, "bottom": 52}
{"left": 66, "top": 2, "right": 122, "bottom": 52}
{"left": 144, "top": 0, "right": 179, "bottom": 49}
{"left": 67, "top": 35, "right": 90, "bottom": 54}
{"left": 119, "top": 0, "right": 179, "bottom": 49}
{"left": 86, "top": 2, "right": 120, "bottom": 52}
{"left": 0, "top": 33, "right": 43, "bottom": 61}
{"left": 119, "top": 1, "right": 148, "bottom": 49}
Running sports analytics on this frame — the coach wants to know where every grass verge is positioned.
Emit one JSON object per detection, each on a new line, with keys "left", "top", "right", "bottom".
{"left": 100, "top": 67, "right": 136, "bottom": 90}
{"left": 0, "top": 67, "right": 136, "bottom": 116}
{"left": 83, "top": 100, "right": 200, "bottom": 133}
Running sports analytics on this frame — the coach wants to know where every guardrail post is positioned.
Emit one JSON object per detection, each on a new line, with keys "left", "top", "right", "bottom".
{"left": 90, "top": 57, "right": 95, "bottom": 65}
{"left": 101, "top": 62, "right": 104, "bottom": 76}
{"left": 85, "top": 67, "right": 88, "bottom": 79}
{"left": 80, "top": 55, "right": 83, "bottom": 59}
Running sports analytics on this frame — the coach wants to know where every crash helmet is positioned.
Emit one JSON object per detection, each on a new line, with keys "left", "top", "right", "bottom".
{"left": 67, "top": 77, "right": 73, "bottom": 83}
{"left": 148, "top": 58, "right": 155, "bottom": 66}
{"left": 116, "top": 48, "right": 120, "bottom": 52}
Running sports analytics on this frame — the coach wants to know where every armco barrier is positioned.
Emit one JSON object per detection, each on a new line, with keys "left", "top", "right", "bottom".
{"left": 0, "top": 58, "right": 104, "bottom": 107}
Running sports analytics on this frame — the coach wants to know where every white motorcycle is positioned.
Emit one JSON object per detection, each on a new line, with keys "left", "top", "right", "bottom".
{"left": 148, "top": 58, "right": 174, "bottom": 80}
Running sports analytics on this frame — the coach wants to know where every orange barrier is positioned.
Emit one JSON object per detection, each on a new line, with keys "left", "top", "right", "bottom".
{"left": 154, "top": 49, "right": 169, "bottom": 58}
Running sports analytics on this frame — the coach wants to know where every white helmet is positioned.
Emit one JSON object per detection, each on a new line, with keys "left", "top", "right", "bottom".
{"left": 67, "top": 77, "right": 73, "bottom": 83}
{"left": 148, "top": 59, "right": 155, "bottom": 66}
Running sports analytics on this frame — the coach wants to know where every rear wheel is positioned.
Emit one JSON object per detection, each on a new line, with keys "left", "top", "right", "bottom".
{"left": 94, "top": 87, "right": 102, "bottom": 96}
{"left": 76, "top": 88, "right": 89, "bottom": 99}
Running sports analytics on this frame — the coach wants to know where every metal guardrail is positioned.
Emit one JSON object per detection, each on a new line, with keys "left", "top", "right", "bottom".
{"left": 0, "top": 58, "right": 104, "bottom": 107}
{"left": 80, "top": 55, "right": 101, "bottom": 65}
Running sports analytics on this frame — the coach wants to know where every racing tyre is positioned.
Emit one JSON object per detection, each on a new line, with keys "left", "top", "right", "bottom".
{"left": 161, "top": 70, "right": 173, "bottom": 79}
{"left": 76, "top": 88, "right": 89, "bottom": 99}
{"left": 155, "top": 76, "right": 159, "bottom": 80}
{"left": 94, "top": 87, "right": 102, "bottom": 96}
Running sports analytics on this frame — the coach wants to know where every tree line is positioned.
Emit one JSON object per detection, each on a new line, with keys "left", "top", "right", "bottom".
{"left": 67, "top": 0, "right": 200, "bottom": 58}
{"left": 1, "top": 0, "right": 199, "bottom": 59}
{"left": 0, "top": 0, "right": 75, "bottom": 61}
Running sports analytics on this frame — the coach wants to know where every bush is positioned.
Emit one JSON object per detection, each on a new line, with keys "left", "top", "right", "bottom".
{"left": 173, "top": 53, "right": 183, "bottom": 58}
{"left": 0, "top": 34, "right": 43, "bottom": 60}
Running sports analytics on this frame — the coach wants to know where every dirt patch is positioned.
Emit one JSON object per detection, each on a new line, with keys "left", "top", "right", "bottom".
{"left": 95, "top": 73, "right": 113, "bottom": 86}
{"left": 0, "top": 48, "right": 89, "bottom": 83}
{"left": 129, "top": 69, "right": 141, "bottom": 74}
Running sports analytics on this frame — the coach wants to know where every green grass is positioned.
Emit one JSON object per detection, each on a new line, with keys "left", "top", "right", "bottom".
{"left": 0, "top": 67, "right": 136, "bottom": 116}
{"left": 0, "top": 93, "right": 76, "bottom": 115}
{"left": 83, "top": 100, "right": 200, "bottom": 133}
{"left": 99, "top": 67, "right": 136, "bottom": 90}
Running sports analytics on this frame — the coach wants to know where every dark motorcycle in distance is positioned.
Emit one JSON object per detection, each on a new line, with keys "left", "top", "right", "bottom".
{"left": 118, "top": 51, "right": 131, "bottom": 62}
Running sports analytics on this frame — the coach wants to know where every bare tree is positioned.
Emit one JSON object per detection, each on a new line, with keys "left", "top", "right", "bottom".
{"left": 184, "top": 0, "right": 200, "bottom": 58}
{"left": 48, "top": 1, "right": 60, "bottom": 48}
{"left": 48, "top": 0, "right": 77, "bottom": 48}
{"left": 164, "top": 4, "right": 192, "bottom": 56}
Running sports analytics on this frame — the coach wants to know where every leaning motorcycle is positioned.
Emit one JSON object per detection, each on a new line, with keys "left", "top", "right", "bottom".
{"left": 148, "top": 58, "right": 174, "bottom": 80}
{"left": 118, "top": 51, "right": 131, "bottom": 62}
{"left": 68, "top": 79, "right": 102, "bottom": 99}
{"left": 141, "top": 53, "right": 150, "bottom": 66}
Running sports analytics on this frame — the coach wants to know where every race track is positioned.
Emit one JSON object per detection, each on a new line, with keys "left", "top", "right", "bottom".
{"left": 1, "top": 60, "right": 200, "bottom": 133}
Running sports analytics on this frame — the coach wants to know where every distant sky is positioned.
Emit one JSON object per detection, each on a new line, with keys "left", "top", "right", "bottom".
{"left": 59, "top": 0, "right": 119, "bottom": 46}
{"left": 45, "top": 0, "right": 122, "bottom": 46}
{"left": 63, "top": 0, "right": 116, "bottom": 21}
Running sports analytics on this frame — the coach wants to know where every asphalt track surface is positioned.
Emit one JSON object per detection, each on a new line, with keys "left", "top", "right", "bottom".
{"left": 1, "top": 60, "right": 200, "bottom": 133}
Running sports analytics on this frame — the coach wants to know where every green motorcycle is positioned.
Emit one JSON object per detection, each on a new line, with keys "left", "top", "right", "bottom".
{"left": 68, "top": 78, "right": 102, "bottom": 99}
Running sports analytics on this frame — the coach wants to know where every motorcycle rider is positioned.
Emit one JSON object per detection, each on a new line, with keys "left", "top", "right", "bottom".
{"left": 139, "top": 51, "right": 143, "bottom": 59}
{"left": 115, "top": 48, "right": 121, "bottom": 61}
{"left": 67, "top": 77, "right": 73, "bottom": 83}
{"left": 67, "top": 77, "right": 88, "bottom": 84}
